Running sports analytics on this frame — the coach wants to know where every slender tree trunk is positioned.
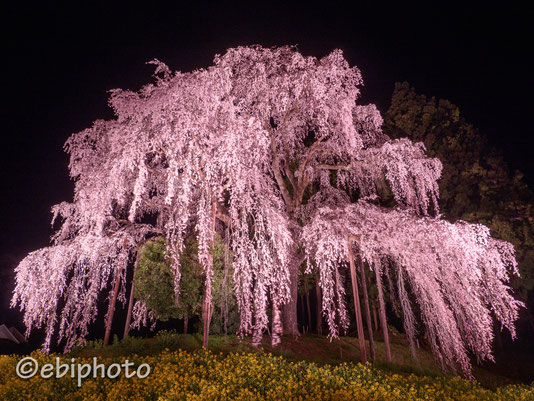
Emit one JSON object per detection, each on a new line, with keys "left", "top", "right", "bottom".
{"left": 315, "top": 274, "right": 323, "bottom": 334}
{"left": 282, "top": 259, "right": 300, "bottom": 336}
{"left": 123, "top": 247, "right": 141, "bottom": 339}
{"left": 375, "top": 266, "right": 391, "bottom": 363}
{"left": 358, "top": 258, "right": 375, "bottom": 361}
{"left": 104, "top": 239, "right": 128, "bottom": 346}
{"left": 305, "top": 288, "right": 312, "bottom": 334}
{"left": 184, "top": 316, "right": 189, "bottom": 334}
{"left": 347, "top": 238, "right": 367, "bottom": 363}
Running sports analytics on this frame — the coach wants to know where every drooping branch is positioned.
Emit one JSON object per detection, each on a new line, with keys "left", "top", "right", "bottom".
{"left": 302, "top": 200, "right": 522, "bottom": 377}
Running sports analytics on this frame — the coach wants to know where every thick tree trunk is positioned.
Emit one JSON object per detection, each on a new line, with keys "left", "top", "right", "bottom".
{"left": 358, "top": 258, "right": 375, "bottom": 361}
{"left": 104, "top": 240, "right": 128, "bottom": 346}
{"left": 184, "top": 316, "right": 189, "bottom": 334}
{"left": 375, "top": 267, "right": 392, "bottom": 363}
{"left": 282, "top": 260, "right": 300, "bottom": 336}
{"left": 347, "top": 239, "right": 367, "bottom": 363}
{"left": 123, "top": 247, "right": 141, "bottom": 339}
{"left": 315, "top": 274, "right": 323, "bottom": 334}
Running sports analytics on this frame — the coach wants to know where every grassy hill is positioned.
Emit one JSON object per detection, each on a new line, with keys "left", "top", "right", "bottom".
{"left": 1, "top": 332, "right": 532, "bottom": 400}
{"left": 72, "top": 332, "right": 528, "bottom": 388}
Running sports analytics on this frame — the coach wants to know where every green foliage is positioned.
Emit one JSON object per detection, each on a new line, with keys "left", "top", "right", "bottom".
{"left": 155, "top": 329, "right": 183, "bottom": 348}
{"left": 173, "top": 236, "right": 205, "bottom": 321}
{"left": 384, "top": 82, "right": 534, "bottom": 303}
{"left": 134, "top": 235, "right": 239, "bottom": 334}
{"left": 134, "top": 237, "right": 184, "bottom": 321}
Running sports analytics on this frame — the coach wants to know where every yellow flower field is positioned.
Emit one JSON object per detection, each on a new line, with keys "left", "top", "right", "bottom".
{"left": 0, "top": 348, "right": 532, "bottom": 401}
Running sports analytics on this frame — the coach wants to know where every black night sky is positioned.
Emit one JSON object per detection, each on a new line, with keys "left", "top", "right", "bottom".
{"left": 1, "top": 2, "right": 532, "bottom": 328}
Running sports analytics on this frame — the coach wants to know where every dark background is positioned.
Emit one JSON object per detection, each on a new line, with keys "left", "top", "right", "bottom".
{"left": 1, "top": 2, "right": 532, "bottom": 345}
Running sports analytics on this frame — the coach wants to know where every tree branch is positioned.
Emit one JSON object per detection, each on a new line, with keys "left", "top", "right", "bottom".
{"left": 215, "top": 201, "right": 233, "bottom": 229}
{"left": 269, "top": 130, "right": 293, "bottom": 207}
{"left": 265, "top": 83, "right": 313, "bottom": 208}
{"left": 296, "top": 133, "right": 329, "bottom": 179}
{"left": 316, "top": 163, "right": 353, "bottom": 170}
{"left": 347, "top": 235, "right": 361, "bottom": 243}
{"left": 283, "top": 157, "right": 297, "bottom": 193}
{"left": 291, "top": 133, "right": 329, "bottom": 206}
{"left": 145, "top": 165, "right": 166, "bottom": 177}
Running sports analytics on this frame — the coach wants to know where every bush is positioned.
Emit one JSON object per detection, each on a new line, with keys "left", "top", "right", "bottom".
{"left": 134, "top": 235, "right": 240, "bottom": 335}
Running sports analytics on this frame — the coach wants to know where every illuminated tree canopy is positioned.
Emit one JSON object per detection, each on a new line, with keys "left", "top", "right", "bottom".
{"left": 12, "top": 46, "right": 522, "bottom": 377}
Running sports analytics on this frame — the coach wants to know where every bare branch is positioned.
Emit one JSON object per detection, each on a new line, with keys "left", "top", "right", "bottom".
{"left": 296, "top": 133, "right": 329, "bottom": 178}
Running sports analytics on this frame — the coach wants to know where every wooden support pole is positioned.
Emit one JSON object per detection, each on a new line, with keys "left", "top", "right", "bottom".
{"left": 123, "top": 247, "right": 141, "bottom": 339}
{"left": 346, "top": 238, "right": 367, "bottom": 364}
{"left": 375, "top": 266, "right": 392, "bottom": 363}
{"left": 358, "top": 258, "right": 375, "bottom": 361}
{"left": 104, "top": 239, "right": 128, "bottom": 346}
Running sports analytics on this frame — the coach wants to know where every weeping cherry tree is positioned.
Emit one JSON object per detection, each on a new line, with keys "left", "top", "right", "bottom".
{"left": 12, "top": 46, "right": 522, "bottom": 377}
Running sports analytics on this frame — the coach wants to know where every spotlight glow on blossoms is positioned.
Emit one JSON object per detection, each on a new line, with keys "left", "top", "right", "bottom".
{"left": 11, "top": 46, "right": 522, "bottom": 378}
